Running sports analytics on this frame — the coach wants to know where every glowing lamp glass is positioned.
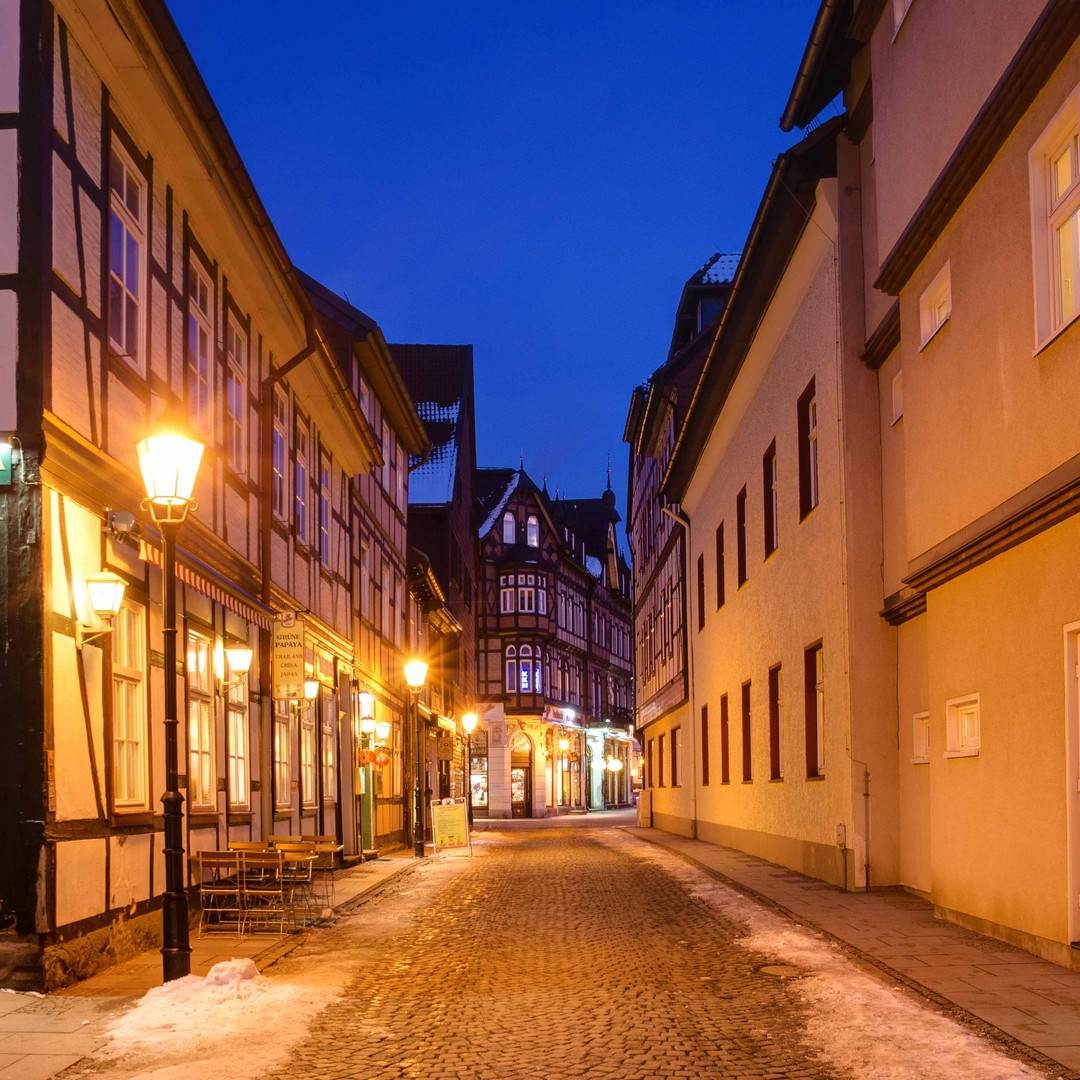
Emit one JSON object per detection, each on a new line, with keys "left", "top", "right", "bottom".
{"left": 403, "top": 659, "right": 428, "bottom": 691}
{"left": 462, "top": 712, "right": 478, "bottom": 734}
{"left": 360, "top": 716, "right": 377, "bottom": 735}
{"left": 558, "top": 737, "right": 570, "bottom": 752}
{"left": 375, "top": 719, "right": 391, "bottom": 742}
{"left": 358, "top": 691, "right": 375, "bottom": 718}
{"left": 304, "top": 679, "right": 320, "bottom": 701}
{"left": 225, "top": 646, "right": 253, "bottom": 675}
{"left": 592, "top": 756, "right": 607, "bottom": 769}
{"left": 136, "top": 433, "right": 204, "bottom": 523}
{"left": 86, "top": 572, "right": 126, "bottom": 618}
{"left": 607, "top": 758, "right": 624, "bottom": 772}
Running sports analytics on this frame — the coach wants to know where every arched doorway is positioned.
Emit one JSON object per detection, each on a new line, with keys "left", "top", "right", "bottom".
{"left": 510, "top": 731, "right": 533, "bottom": 818}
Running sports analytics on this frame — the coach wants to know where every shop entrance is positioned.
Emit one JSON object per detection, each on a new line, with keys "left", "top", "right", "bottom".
{"left": 511, "top": 732, "right": 533, "bottom": 817}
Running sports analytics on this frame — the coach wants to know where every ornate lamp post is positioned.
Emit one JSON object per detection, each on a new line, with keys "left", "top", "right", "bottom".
{"left": 403, "top": 659, "right": 428, "bottom": 858}
{"left": 136, "top": 428, "right": 204, "bottom": 983}
{"left": 462, "top": 712, "right": 477, "bottom": 826}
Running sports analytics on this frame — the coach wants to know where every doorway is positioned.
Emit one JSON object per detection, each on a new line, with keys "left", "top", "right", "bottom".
{"left": 510, "top": 731, "right": 533, "bottom": 817}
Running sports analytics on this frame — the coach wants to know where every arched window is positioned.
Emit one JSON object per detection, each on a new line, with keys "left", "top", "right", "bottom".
{"left": 519, "top": 644, "right": 532, "bottom": 692}
{"left": 505, "top": 645, "right": 516, "bottom": 693}
{"left": 502, "top": 511, "right": 515, "bottom": 544}
{"left": 526, "top": 514, "right": 539, "bottom": 547}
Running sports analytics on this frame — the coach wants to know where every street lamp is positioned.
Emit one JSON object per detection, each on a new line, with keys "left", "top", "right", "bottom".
{"left": 462, "top": 712, "right": 477, "bottom": 826}
{"left": 136, "top": 426, "right": 204, "bottom": 983}
{"left": 403, "top": 659, "right": 428, "bottom": 857}
{"left": 76, "top": 572, "right": 127, "bottom": 648}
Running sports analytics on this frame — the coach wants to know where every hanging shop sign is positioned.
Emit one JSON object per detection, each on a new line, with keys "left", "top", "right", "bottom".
{"left": 436, "top": 736, "right": 455, "bottom": 761}
{"left": 272, "top": 612, "right": 305, "bottom": 699}
{"left": 0, "top": 443, "right": 11, "bottom": 487}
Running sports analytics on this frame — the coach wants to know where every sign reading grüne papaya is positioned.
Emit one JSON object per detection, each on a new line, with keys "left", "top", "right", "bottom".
{"left": 272, "top": 612, "right": 305, "bottom": 700}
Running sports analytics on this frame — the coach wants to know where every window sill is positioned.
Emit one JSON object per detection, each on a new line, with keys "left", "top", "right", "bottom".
{"left": 911, "top": 757, "right": 930, "bottom": 765}
{"left": 800, "top": 503, "right": 819, "bottom": 524}
{"left": 805, "top": 774, "right": 825, "bottom": 782}
{"left": 769, "top": 777, "right": 784, "bottom": 783}
{"left": 943, "top": 748, "right": 979, "bottom": 759}
{"left": 918, "top": 314, "right": 949, "bottom": 352}
{"left": 742, "top": 779, "right": 753, "bottom": 785}
{"left": 1033, "top": 308, "right": 1080, "bottom": 357}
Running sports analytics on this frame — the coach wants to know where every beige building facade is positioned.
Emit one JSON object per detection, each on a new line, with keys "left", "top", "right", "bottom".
{"left": 646, "top": 0, "right": 1080, "bottom": 969}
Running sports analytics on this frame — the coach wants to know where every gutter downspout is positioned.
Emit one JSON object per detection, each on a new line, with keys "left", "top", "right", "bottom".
{"left": 662, "top": 505, "right": 697, "bottom": 840}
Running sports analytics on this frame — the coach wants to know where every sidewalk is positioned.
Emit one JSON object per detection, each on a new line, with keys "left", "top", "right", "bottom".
{"left": 626, "top": 826, "right": 1080, "bottom": 1078}
{"left": 0, "top": 853, "right": 416, "bottom": 1080}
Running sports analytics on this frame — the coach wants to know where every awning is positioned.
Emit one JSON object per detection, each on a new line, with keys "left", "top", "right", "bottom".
{"left": 139, "top": 540, "right": 274, "bottom": 630}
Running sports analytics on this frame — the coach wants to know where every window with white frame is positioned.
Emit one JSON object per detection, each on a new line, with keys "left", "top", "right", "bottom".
{"left": 919, "top": 262, "right": 951, "bottom": 348}
{"left": 108, "top": 142, "right": 145, "bottom": 372}
{"left": 319, "top": 453, "right": 332, "bottom": 569}
{"left": 301, "top": 706, "right": 316, "bottom": 805}
{"left": 272, "top": 388, "right": 288, "bottom": 520}
{"left": 500, "top": 574, "right": 515, "bottom": 613}
{"left": 537, "top": 575, "right": 548, "bottom": 615}
{"left": 502, "top": 511, "right": 516, "bottom": 544}
{"left": 518, "top": 573, "right": 535, "bottom": 613}
{"left": 1030, "top": 93, "right": 1080, "bottom": 347}
{"left": 892, "top": 370, "right": 904, "bottom": 424}
{"left": 187, "top": 263, "right": 213, "bottom": 435}
{"left": 112, "top": 599, "right": 147, "bottom": 807}
{"left": 225, "top": 317, "right": 247, "bottom": 473}
{"left": 526, "top": 514, "right": 539, "bottom": 547}
{"left": 519, "top": 644, "right": 534, "bottom": 692}
{"left": 295, "top": 418, "right": 310, "bottom": 544}
{"left": 186, "top": 632, "right": 215, "bottom": 810}
{"left": 356, "top": 367, "right": 371, "bottom": 419}
{"left": 359, "top": 538, "right": 370, "bottom": 621}
{"left": 227, "top": 655, "right": 249, "bottom": 808}
{"left": 945, "top": 694, "right": 980, "bottom": 756}
{"left": 273, "top": 699, "right": 291, "bottom": 807}
{"left": 505, "top": 645, "right": 517, "bottom": 693}
{"left": 912, "top": 711, "right": 930, "bottom": 763}
{"left": 321, "top": 695, "right": 336, "bottom": 800}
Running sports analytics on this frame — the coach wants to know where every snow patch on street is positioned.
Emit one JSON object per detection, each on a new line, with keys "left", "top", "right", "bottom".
{"left": 98, "top": 959, "right": 336, "bottom": 1080}
{"left": 605, "top": 833, "right": 1043, "bottom": 1079}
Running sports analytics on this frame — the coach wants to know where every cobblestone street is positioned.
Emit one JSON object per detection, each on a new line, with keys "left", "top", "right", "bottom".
{"left": 262, "top": 826, "right": 833, "bottom": 1080}
{"left": 72, "top": 822, "right": 1052, "bottom": 1080}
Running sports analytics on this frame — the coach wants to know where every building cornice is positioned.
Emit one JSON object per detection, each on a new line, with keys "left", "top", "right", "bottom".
{"left": 903, "top": 449, "right": 1080, "bottom": 594}
{"left": 860, "top": 299, "right": 900, "bottom": 370}
{"left": 874, "top": 0, "right": 1080, "bottom": 296}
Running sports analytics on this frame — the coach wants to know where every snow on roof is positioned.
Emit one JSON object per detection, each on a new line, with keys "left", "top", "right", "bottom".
{"left": 408, "top": 401, "right": 460, "bottom": 505}
{"left": 479, "top": 470, "right": 520, "bottom": 537}
{"left": 585, "top": 555, "right": 603, "bottom": 580}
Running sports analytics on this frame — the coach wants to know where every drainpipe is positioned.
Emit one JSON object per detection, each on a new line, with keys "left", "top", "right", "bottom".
{"left": 661, "top": 505, "right": 697, "bottom": 840}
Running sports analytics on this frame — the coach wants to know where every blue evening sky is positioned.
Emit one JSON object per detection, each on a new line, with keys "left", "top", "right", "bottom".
{"left": 168, "top": 1, "right": 820, "bottom": 535}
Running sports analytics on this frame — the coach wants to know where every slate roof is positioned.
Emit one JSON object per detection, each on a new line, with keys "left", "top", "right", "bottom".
{"left": 390, "top": 344, "right": 473, "bottom": 507}
{"left": 477, "top": 468, "right": 521, "bottom": 536}
{"left": 551, "top": 495, "right": 621, "bottom": 562}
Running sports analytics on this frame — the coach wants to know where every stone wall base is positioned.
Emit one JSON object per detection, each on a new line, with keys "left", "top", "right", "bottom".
{"left": 44, "top": 908, "right": 162, "bottom": 991}
{"left": 0, "top": 931, "right": 45, "bottom": 993}
{"left": 691, "top": 819, "right": 850, "bottom": 889}
{"left": 934, "top": 903, "right": 1080, "bottom": 972}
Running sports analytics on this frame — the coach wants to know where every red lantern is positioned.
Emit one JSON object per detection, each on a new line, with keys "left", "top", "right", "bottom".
{"left": 358, "top": 749, "right": 374, "bottom": 765}
{"left": 374, "top": 752, "right": 390, "bottom": 768}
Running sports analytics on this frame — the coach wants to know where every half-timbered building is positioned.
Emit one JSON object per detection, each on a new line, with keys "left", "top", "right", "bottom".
{"left": 0, "top": 0, "right": 428, "bottom": 989}
{"left": 475, "top": 468, "right": 633, "bottom": 818}
{"left": 301, "top": 278, "right": 430, "bottom": 854}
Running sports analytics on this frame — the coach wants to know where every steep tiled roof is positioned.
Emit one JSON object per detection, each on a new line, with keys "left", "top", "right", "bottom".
{"left": 390, "top": 344, "right": 472, "bottom": 506}
{"left": 477, "top": 468, "right": 520, "bottom": 536}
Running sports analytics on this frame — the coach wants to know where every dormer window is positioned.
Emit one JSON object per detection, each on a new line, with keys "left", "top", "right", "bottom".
{"left": 502, "top": 511, "right": 516, "bottom": 544}
{"left": 526, "top": 514, "right": 539, "bottom": 547}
